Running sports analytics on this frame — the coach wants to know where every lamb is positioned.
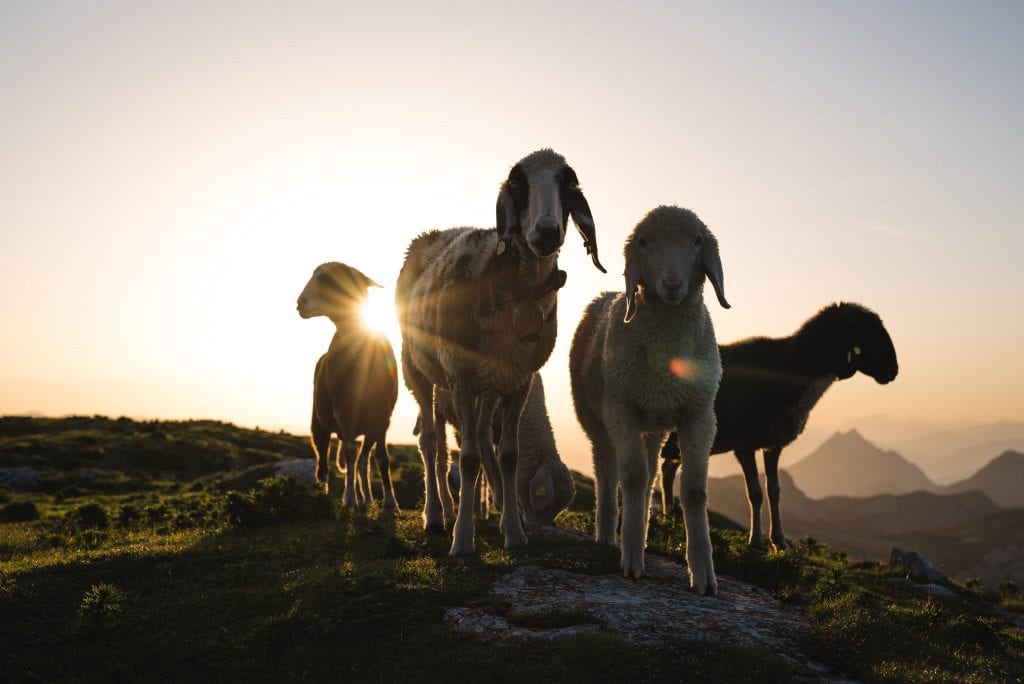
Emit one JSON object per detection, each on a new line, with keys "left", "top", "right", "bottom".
{"left": 428, "top": 373, "right": 576, "bottom": 526}
{"left": 297, "top": 262, "right": 400, "bottom": 510}
{"left": 396, "top": 148, "right": 604, "bottom": 556}
{"left": 659, "top": 302, "right": 898, "bottom": 550}
{"left": 569, "top": 205, "right": 730, "bottom": 592}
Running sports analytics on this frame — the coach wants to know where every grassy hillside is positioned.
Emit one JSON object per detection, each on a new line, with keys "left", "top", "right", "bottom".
{"left": 2, "top": 417, "right": 1023, "bottom": 681}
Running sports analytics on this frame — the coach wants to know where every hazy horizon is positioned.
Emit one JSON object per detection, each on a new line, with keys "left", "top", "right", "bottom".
{"left": 3, "top": 2, "right": 1023, "bottom": 478}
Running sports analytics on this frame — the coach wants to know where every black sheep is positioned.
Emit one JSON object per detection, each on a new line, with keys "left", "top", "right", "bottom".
{"left": 660, "top": 302, "right": 898, "bottom": 549}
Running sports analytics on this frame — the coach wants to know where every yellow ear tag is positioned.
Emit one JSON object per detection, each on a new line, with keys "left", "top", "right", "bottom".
{"left": 497, "top": 240, "right": 506, "bottom": 255}
{"left": 534, "top": 486, "right": 546, "bottom": 498}
{"left": 853, "top": 346, "right": 862, "bottom": 355}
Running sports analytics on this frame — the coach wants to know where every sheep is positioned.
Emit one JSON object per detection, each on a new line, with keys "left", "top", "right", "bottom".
{"left": 428, "top": 373, "right": 576, "bottom": 526}
{"left": 297, "top": 262, "right": 400, "bottom": 511}
{"left": 569, "top": 205, "right": 730, "bottom": 592}
{"left": 395, "top": 148, "right": 604, "bottom": 556}
{"left": 659, "top": 302, "right": 898, "bottom": 550}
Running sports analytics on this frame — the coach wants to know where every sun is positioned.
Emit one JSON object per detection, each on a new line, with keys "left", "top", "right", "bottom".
{"left": 360, "top": 287, "right": 401, "bottom": 342}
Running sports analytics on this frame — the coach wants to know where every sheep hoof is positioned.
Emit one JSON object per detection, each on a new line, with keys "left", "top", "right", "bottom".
{"left": 504, "top": 531, "right": 528, "bottom": 550}
{"left": 621, "top": 565, "right": 644, "bottom": 580}
{"left": 689, "top": 567, "right": 719, "bottom": 596}
{"left": 771, "top": 538, "right": 790, "bottom": 552}
{"left": 424, "top": 522, "right": 445, "bottom": 535}
{"left": 448, "top": 539, "right": 475, "bottom": 557}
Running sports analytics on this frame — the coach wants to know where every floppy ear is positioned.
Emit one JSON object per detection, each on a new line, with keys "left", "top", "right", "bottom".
{"left": 496, "top": 183, "right": 518, "bottom": 241}
{"left": 563, "top": 167, "right": 606, "bottom": 273}
{"left": 701, "top": 229, "right": 730, "bottom": 309}
{"left": 528, "top": 463, "right": 555, "bottom": 511}
{"left": 831, "top": 319, "right": 858, "bottom": 379}
{"left": 348, "top": 265, "right": 382, "bottom": 290}
{"left": 623, "top": 245, "right": 643, "bottom": 323}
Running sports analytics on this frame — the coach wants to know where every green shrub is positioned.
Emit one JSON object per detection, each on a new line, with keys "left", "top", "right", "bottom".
{"left": 1, "top": 500, "right": 39, "bottom": 522}
{"left": 67, "top": 502, "right": 109, "bottom": 529}
{"left": 78, "top": 582, "right": 125, "bottom": 630}
{"left": 117, "top": 504, "right": 141, "bottom": 528}
{"left": 225, "top": 477, "right": 333, "bottom": 528}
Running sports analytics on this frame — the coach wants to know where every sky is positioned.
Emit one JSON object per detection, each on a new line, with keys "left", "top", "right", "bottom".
{"left": 2, "top": 1, "right": 1022, "bottom": 477}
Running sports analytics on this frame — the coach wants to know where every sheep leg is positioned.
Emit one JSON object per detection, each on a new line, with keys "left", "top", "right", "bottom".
{"left": 496, "top": 383, "right": 529, "bottom": 549}
{"left": 406, "top": 358, "right": 444, "bottom": 531}
{"left": 449, "top": 392, "right": 495, "bottom": 556}
{"left": 645, "top": 433, "right": 667, "bottom": 516}
{"left": 480, "top": 424, "right": 502, "bottom": 515}
{"left": 311, "top": 418, "right": 332, "bottom": 493}
{"left": 476, "top": 420, "right": 495, "bottom": 520}
{"left": 373, "top": 439, "right": 400, "bottom": 512}
{"left": 660, "top": 458, "right": 680, "bottom": 514}
{"left": 607, "top": 413, "right": 649, "bottom": 579}
{"left": 677, "top": 414, "right": 718, "bottom": 596}
{"left": 432, "top": 402, "right": 455, "bottom": 527}
{"left": 591, "top": 429, "right": 619, "bottom": 546}
{"left": 763, "top": 446, "right": 790, "bottom": 551}
{"left": 355, "top": 438, "right": 374, "bottom": 507}
{"left": 340, "top": 439, "right": 359, "bottom": 509}
{"left": 735, "top": 448, "right": 764, "bottom": 547}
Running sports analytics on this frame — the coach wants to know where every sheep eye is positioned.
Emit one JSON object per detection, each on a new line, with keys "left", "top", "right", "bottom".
{"left": 694, "top": 236, "right": 702, "bottom": 246}
{"left": 638, "top": 238, "right": 648, "bottom": 248}
{"left": 508, "top": 179, "right": 517, "bottom": 188}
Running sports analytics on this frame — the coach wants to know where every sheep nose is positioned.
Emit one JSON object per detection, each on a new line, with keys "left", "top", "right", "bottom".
{"left": 535, "top": 221, "right": 561, "bottom": 237}
{"left": 661, "top": 277, "right": 683, "bottom": 295}
{"left": 296, "top": 296, "right": 306, "bottom": 309}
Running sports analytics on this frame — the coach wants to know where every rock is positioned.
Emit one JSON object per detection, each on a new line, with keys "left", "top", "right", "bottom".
{"left": 913, "top": 583, "right": 957, "bottom": 598}
{"left": 890, "top": 547, "right": 949, "bottom": 584}
{"left": 272, "top": 459, "right": 315, "bottom": 482}
{"left": 0, "top": 466, "right": 41, "bottom": 492}
{"left": 446, "top": 528, "right": 841, "bottom": 680}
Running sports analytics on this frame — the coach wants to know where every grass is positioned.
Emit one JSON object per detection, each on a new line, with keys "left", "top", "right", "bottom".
{"left": 3, "top": 416, "right": 1023, "bottom": 682}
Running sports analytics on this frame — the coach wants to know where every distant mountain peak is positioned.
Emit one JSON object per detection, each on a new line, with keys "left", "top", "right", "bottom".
{"left": 786, "top": 428, "right": 935, "bottom": 499}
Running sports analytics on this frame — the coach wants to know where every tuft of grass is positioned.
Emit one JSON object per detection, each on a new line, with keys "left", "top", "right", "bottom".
{"left": 78, "top": 582, "right": 126, "bottom": 630}
{"left": 1, "top": 500, "right": 39, "bottom": 522}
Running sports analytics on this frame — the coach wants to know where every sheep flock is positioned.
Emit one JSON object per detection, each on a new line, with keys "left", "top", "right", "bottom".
{"left": 298, "top": 148, "right": 898, "bottom": 595}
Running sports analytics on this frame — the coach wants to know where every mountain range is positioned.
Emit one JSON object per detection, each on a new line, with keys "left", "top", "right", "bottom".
{"left": 707, "top": 470, "right": 1023, "bottom": 587}
{"left": 846, "top": 417, "right": 1024, "bottom": 484}
{"left": 783, "top": 429, "right": 1024, "bottom": 507}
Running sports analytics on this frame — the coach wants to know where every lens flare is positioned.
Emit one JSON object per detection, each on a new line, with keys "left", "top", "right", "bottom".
{"left": 668, "top": 357, "right": 696, "bottom": 379}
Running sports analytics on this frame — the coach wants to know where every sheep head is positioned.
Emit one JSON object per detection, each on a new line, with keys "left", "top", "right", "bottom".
{"left": 495, "top": 148, "right": 606, "bottom": 272}
{"left": 297, "top": 262, "right": 381, "bottom": 321}
{"left": 623, "top": 206, "right": 730, "bottom": 323}
{"left": 829, "top": 302, "right": 899, "bottom": 384}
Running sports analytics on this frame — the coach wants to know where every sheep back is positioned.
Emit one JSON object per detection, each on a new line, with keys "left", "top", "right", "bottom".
{"left": 313, "top": 329, "right": 398, "bottom": 440}
{"left": 396, "top": 227, "right": 559, "bottom": 396}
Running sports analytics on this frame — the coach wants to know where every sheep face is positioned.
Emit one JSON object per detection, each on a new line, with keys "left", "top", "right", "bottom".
{"left": 495, "top": 148, "right": 606, "bottom": 272}
{"left": 833, "top": 303, "right": 899, "bottom": 384}
{"left": 297, "top": 262, "right": 380, "bottom": 320}
{"left": 623, "top": 206, "right": 730, "bottom": 322}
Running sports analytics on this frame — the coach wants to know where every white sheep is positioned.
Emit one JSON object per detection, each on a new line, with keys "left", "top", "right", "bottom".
{"left": 297, "top": 262, "right": 400, "bottom": 510}
{"left": 569, "top": 205, "right": 729, "bottom": 592}
{"left": 659, "top": 302, "right": 898, "bottom": 549}
{"left": 396, "top": 148, "right": 604, "bottom": 556}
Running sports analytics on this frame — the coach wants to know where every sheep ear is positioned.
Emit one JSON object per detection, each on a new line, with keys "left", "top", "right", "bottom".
{"left": 529, "top": 463, "right": 555, "bottom": 511}
{"left": 349, "top": 265, "right": 382, "bottom": 290}
{"left": 496, "top": 183, "right": 518, "bottom": 240}
{"left": 495, "top": 183, "right": 520, "bottom": 267}
{"left": 701, "top": 230, "right": 730, "bottom": 309}
{"left": 563, "top": 170, "right": 606, "bottom": 273}
{"left": 623, "top": 248, "right": 642, "bottom": 323}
